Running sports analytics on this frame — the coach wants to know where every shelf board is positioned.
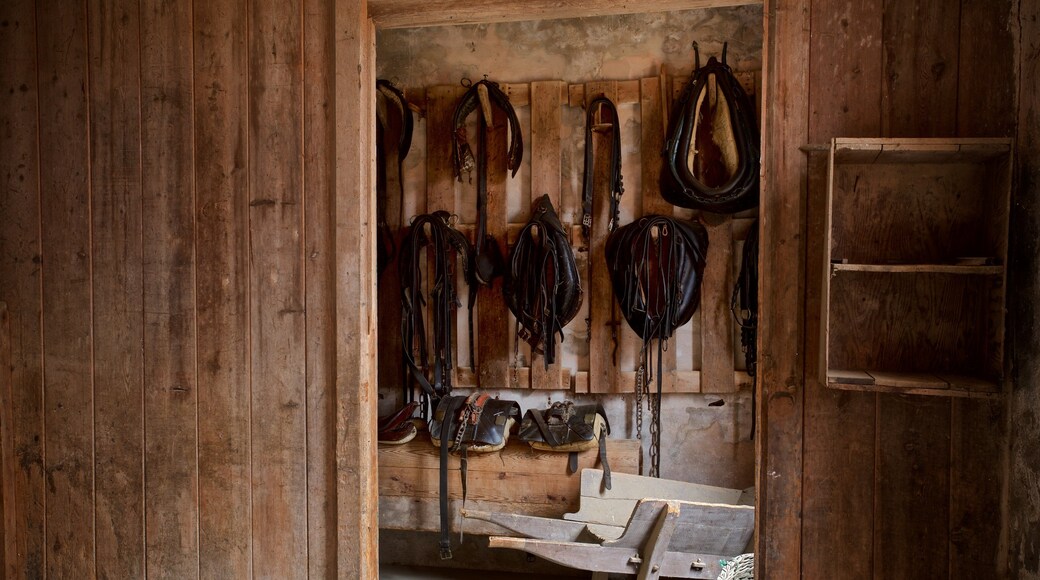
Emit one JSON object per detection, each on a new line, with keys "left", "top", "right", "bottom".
{"left": 826, "top": 369, "right": 1002, "bottom": 399}
{"left": 831, "top": 138, "right": 1012, "bottom": 164}
{"left": 830, "top": 263, "right": 1004, "bottom": 275}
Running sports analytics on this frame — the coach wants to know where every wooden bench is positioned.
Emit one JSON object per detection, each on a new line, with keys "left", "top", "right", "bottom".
{"left": 465, "top": 469, "right": 754, "bottom": 579}
{"left": 378, "top": 433, "right": 640, "bottom": 534}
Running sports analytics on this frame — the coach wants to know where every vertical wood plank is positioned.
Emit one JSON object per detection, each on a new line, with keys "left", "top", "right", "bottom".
{"left": 957, "top": 0, "right": 1015, "bottom": 138}
{"left": 249, "top": 0, "right": 307, "bottom": 576}
{"left": 874, "top": 396, "right": 951, "bottom": 580}
{"left": 1, "top": 303, "right": 13, "bottom": 575}
{"left": 756, "top": 0, "right": 810, "bottom": 576}
{"left": 193, "top": 0, "right": 251, "bottom": 577}
{"left": 140, "top": 0, "right": 199, "bottom": 576}
{"left": 476, "top": 106, "right": 511, "bottom": 389}
{"left": 0, "top": 0, "right": 45, "bottom": 576}
{"left": 529, "top": 80, "right": 565, "bottom": 390}
{"left": 801, "top": 1, "right": 884, "bottom": 577}
{"left": 88, "top": 0, "right": 145, "bottom": 575}
{"left": 586, "top": 80, "right": 619, "bottom": 394}
{"left": 639, "top": 76, "right": 679, "bottom": 393}
{"left": 881, "top": 0, "right": 960, "bottom": 137}
{"left": 334, "top": 3, "right": 379, "bottom": 577}
{"left": 949, "top": 399, "right": 1003, "bottom": 579}
{"left": 304, "top": 0, "right": 337, "bottom": 577}
{"left": 36, "top": 0, "right": 96, "bottom": 575}
{"left": 699, "top": 216, "right": 734, "bottom": 394}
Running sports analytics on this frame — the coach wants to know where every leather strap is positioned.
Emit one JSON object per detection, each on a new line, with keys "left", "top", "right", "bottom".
{"left": 437, "top": 396, "right": 466, "bottom": 560}
{"left": 375, "top": 80, "right": 413, "bottom": 277}
{"left": 581, "top": 95, "right": 624, "bottom": 244}
{"left": 598, "top": 430, "right": 612, "bottom": 491}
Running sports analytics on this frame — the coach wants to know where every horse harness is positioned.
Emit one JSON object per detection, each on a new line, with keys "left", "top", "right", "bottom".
{"left": 376, "top": 80, "right": 413, "bottom": 276}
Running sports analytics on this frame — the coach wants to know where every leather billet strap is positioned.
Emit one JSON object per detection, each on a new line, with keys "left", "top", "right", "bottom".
{"left": 732, "top": 220, "right": 759, "bottom": 438}
{"left": 662, "top": 42, "right": 759, "bottom": 213}
{"left": 581, "top": 95, "right": 624, "bottom": 244}
{"left": 437, "top": 396, "right": 467, "bottom": 560}
{"left": 451, "top": 79, "right": 523, "bottom": 288}
{"left": 505, "top": 195, "right": 582, "bottom": 367}
{"left": 375, "top": 80, "right": 413, "bottom": 277}
{"left": 399, "top": 212, "right": 474, "bottom": 402}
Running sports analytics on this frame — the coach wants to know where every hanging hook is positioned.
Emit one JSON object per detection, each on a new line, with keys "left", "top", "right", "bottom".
{"left": 722, "top": 42, "right": 728, "bottom": 65}
{"left": 460, "top": 77, "right": 473, "bottom": 88}
{"left": 692, "top": 41, "right": 701, "bottom": 71}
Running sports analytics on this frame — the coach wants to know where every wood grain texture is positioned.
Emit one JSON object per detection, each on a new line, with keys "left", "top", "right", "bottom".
{"left": 957, "top": 0, "right": 1015, "bottom": 138}
{"left": 0, "top": 0, "right": 45, "bottom": 576}
{"left": 368, "top": 0, "right": 761, "bottom": 28}
{"left": 949, "top": 399, "right": 1004, "bottom": 578}
{"left": 379, "top": 437, "right": 639, "bottom": 475}
{"left": 586, "top": 81, "right": 620, "bottom": 394}
{"left": 193, "top": 0, "right": 252, "bottom": 576}
{"left": 756, "top": 0, "right": 809, "bottom": 576}
{"left": 303, "top": 0, "right": 337, "bottom": 577}
{"left": 1, "top": 303, "right": 13, "bottom": 575}
{"left": 874, "top": 395, "right": 951, "bottom": 579}
{"left": 475, "top": 105, "right": 512, "bottom": 389}
{"left": 140, "top": 0, "right": 199, "bottom": 575}
{"left": 36, "top": 0, "right": 96, "bottom": 575}
{"left": 249, "top": 0, "right": 308, "bottom": 576}
{"left": 334, "top": 4, "right": 379, "bottom": 577}
{"left": 88, "top": 0, "right": 145, "bottom": 575}
{"left": 881, "top": 0, "right": 960, "bottom": 138}
{"left": 529, "top": 80, "right": 566, "bottom": 390}
{"left": 700, "top": 216, "right": 735, "bottom": 393}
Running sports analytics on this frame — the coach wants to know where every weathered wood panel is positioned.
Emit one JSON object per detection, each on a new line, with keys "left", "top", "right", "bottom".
{"left": 0, "top": 0, "right": 45, "bottom": 576}
{"left": 194, "top": 0, "right": 252, "bottom": 576}
{"left": 36, "top": 0, "right": 96, "bottom": 575}
{"left": 249, "top": 0, "right": 308, "bottom": 576}
{"left": 1, "top": 303, "right": 13, "bottom": 575}
{"left": 304, "top": 0, "right": 337, "bottom": 577}
{"left": 140, "top": 0, "right": 199, "bottom": 575}
{"left": 88, "top": 0, "right": 145, "bottom": 575}
{"left": 334, "top": 4, "right": 379, "bottom": 578}
{"left": 529, "top": 80, "right": 566, "bottom": 390}
{"left": 700, "top": 216, "right": 735, "bottom": 393}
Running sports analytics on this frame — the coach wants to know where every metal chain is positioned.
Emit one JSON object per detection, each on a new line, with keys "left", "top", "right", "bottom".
{"left": 649, "top": 387, "right": 660, "bottom": 478}
{"left": 635, "top": 362, "right": 645, "bottom": 475}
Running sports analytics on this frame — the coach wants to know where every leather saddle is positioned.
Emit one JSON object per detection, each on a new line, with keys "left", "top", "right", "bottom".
{"left": 662, "top": 42, "right": 759, "bottom": 213}
{"left": 518, "top": 401, "right": 612, "bottom": 490}
{"left": 430, "top": 393, "right": 521, "bottom": 559}
{"left": 505, "top": 195, "right": 582, "bottom": 367}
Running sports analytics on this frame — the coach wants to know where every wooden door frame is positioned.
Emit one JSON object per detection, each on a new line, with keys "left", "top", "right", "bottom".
{"left": 338, "top": 1, "right": 797, "bottom": 577}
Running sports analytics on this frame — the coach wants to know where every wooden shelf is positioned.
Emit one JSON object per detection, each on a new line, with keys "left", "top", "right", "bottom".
{"left": 831, "top": 137, "right": 1012, "bottom": 164}
{"left": 830, "top": 263, "right": 1004, "bottom": 275}
{"left": 826, "top": 369, "right": 1002, "bottom": 399}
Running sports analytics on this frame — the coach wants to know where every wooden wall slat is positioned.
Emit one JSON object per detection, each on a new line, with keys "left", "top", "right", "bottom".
{"left": 193, "top": 0, "right": 252, "bottom": 576}
{"left": 880, "top": 0, "right": 959, "bottom": 137}
{"left": 0, "top": 0, "right": 45, "bottom": 576}
{"left": 874, "top": 396, "right": 951, "bottom": 579}
{"left": 304, "top": 0, "right": 337, "bottom": 577}
{"left": 476, "top": 106, "right": 512, "bottom": 389}
{"left": 334, "top": 6, "right": 379, "bottom": 576}
{"left": 529, "top": 80, "right": 565, "bottom": 390}
{"left": 36, "top": 0, "right": 96, "bottom": 575}
{"left": 249, "top": 0, "right": 308, "bottom": 576}
{"left": 756, "top": 0, "right": 810, "bottom": 575}
{"left": 585, "top": 80, "right": 620, "bottom": 394}
{"left": 88, "top": 0, "right": 145, "bottom": 576}
{"left": 956, "top": 0, "right": 1015, "bottom": 138}
{"left": 949, "top": 399, "right": 1004, "bottom": 578}
{"left": 700, "top": 216, "right": 735, "bottom": 393}
{"left": 801, "top": 1, "right": 883, "bottom": 577}
{"left": 140, "top": 0, "right": 199, "bottom": 575}
{"left": 1, "top": 303, "right": 13, "bottom": 575}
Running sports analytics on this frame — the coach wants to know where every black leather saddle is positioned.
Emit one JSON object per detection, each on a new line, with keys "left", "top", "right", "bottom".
{"left": 505, "top": 195, "right": 582, "bottom": 367}
{"left": 662, "top": 42, "right": 759, "bottom": 213}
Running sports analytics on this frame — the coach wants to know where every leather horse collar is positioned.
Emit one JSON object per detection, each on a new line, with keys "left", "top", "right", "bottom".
{"left": 399, "top": 211, "right": 473, "bottom": 402}
{"left": 376, "top": 80, "right": 413, "bottom": 276}
{"left": 662, "top": 42, "right": 759, "bottom": 213}
{"left": 505, "top": 195, "right": 583, "bottom": 367}
{"left": 451, "top": 78, "right": 523, "bottom": 286}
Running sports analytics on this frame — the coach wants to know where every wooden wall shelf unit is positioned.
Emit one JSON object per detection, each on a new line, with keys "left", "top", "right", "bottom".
{"left": 819, "top": 137, "right": 1013, "bottom": 399}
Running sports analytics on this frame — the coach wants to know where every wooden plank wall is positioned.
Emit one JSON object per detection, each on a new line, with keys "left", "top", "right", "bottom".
{"left": 382, "top": 72, "right": 759, "bottom": 396}
{"left": 758, "top": 0, "right": 1016, "bottom": 577}
{"left": 0, "top": 0, "right": 369, "bottom": 577}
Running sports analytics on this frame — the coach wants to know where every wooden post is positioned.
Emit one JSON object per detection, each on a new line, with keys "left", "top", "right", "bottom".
{"left": 335, "top": 0, "right": 379, "bottom": 577}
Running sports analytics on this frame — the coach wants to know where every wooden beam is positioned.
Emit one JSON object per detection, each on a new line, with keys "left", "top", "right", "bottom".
{"left": 335, "top": 0, "right": 379, "bottom": 577}
{"left": 755, "top": 0, "right": 810, "bottom": 577}
{"left": 369, "top": 0, "right": 762, "bottom": 29}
